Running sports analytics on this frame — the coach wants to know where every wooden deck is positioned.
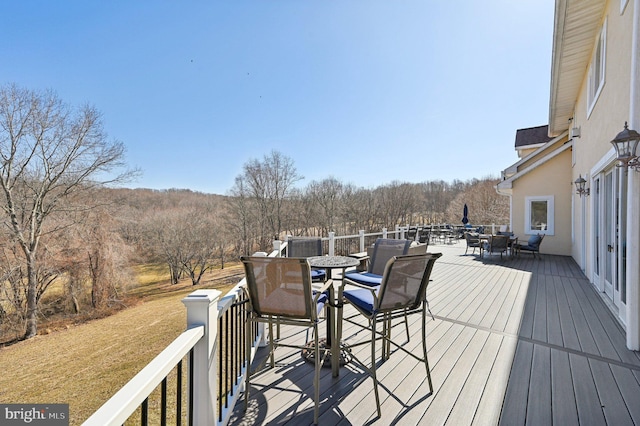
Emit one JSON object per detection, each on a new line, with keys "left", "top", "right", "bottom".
{"left": 228, "top": 242, "right": 640, "bottom": 425}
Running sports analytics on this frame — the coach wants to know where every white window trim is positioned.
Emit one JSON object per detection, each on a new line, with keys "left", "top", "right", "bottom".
{"left": 525, "top": 195, "right": 555, "bottom": 236}
{"left": 587, "top": 19, "right": 607, "bottom": 117}
{"left": 621, "top": 0, "right": 629, "bottom": 14}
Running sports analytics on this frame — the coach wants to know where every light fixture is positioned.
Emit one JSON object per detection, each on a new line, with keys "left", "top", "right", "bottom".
{"left": 610, "top": 122, "right": 640, "bottom": 169}
{"left": 574, "top": 175, "right": 590, "bottom": 197}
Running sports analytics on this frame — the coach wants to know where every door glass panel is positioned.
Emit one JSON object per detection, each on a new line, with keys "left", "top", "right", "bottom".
{"left": 595, "top": 178, "right": 600, "bottom": 276}
{"left": 605, "top": 173, "right": 613, "bottom": 288}
{"left": 620, "top": 170, "right": 627, "bottom": 304}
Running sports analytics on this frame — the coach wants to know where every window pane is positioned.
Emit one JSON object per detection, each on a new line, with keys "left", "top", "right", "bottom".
{"left": 530, "top": 201, "right": 548, "bottom": 231}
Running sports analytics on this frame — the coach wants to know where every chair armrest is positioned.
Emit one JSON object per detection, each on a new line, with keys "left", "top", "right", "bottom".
{"left": 313, "top": 279, "right": 334, "bottom": 304}
{"left": 348, "top": 252, "right": 370, "bottom": 271}
{"left": 343, "top": 278, "right": 376, "bottom": 291}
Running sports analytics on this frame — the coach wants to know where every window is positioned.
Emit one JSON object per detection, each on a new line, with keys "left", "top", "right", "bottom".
{"left": 525, "top": 196, "right": 554, "bottom": 235}
{"left": 587, "top": 20, "right": 607, "bottom": 115}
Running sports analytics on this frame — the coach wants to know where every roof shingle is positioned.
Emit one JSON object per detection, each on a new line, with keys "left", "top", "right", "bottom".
{"left": 515, "top": 125, "right": 553, "bottom": 148}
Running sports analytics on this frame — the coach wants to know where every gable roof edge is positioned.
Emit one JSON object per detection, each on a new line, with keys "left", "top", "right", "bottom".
{"left": 503, "top": 130, "right": 569, "bottom": 178}
{"left": 498, "top": 134, "right": 572, "bottom": 190}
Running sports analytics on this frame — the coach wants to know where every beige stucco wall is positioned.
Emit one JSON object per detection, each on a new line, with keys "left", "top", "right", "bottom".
{"left": 570, "top": 2, "right": 634, "bottom": 269}
{"left": 572, "top": 6, "right": 632, "bottom": 170}
{"left": 508, "top": 147, "right": 573, "bottom": 256}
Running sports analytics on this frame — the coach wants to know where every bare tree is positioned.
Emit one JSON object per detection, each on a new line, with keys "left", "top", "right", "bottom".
{"left": 143, "top": 203, "right": 219, "bottom": 286}
{"left": 374, "top": 181, "right": 421, "bottom": 227}
{"left": 226, "top": 176, "right": 258, "bottom": 255}
{"left": 305, "top": 177, "right": 343, "bottom": 235}
{"left": 0, "top": 84, "right": 136, "bottom": 339}
{"left": 341, "top": 185, "right": 377, "bottom": 233}
{"left": 445, "top": 177, "right": 508, "bottom": 225}
{"left": 231, "top": 151, "right": 302, "bottom": 250}
{"left": 178, "top": 207, "right": 218, "bottom": 286}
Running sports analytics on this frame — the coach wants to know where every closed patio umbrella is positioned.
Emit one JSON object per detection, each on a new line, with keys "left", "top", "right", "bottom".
{"left": 462, "top": 203, "right": 469, "bottom": 225}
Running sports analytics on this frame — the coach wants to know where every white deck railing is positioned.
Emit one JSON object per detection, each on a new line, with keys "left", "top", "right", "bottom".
{"left": 82, "top": 224, "right": 503, "bottom": 425}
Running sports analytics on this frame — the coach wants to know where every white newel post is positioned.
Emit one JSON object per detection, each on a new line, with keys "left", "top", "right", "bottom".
{"left": 182, "top": 289, "right": 222, "bottom": 426}
{"left": 359, "top": 230, "right": 365, "bottom": 252}
{"left": 273, "top": 239, "right": 283, "bottom": 256}
{"left": 382, "top": 227, "right": 388, "bottom": 238}
{"left": 329, "top": 232, "right": 335, "bottom": 256}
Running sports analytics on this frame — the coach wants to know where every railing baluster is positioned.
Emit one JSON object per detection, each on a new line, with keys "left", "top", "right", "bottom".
{"left": 177, "top": 360, "right": 183, "bottom": 426}
{"left": 231, "top": 302, "right": 236, "bottom": 391}
{"left": 161, "top": 377, "right": 167, "bottom": 426}
{"left": 141, "top": 398, "right": 148, "bottom": 426}
{"left": 218, "top": 314, "right": 224, "bottom": 422}
{"left": 189, "top": 350, "right": 194, "bottom": 426}
{"left": 224, "top": 308, "right": 230, "bottom": 408}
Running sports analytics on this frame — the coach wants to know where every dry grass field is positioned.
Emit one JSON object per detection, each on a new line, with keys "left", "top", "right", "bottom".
{"left": 0, "top": 263, "right": 244, "bottom": 425}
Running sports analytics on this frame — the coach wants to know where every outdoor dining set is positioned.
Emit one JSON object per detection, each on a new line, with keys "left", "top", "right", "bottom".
{"left": 464, "top": 230, "right": 545, "bottom": 260}
{"left": 240, "top": 237, "right": 440, "bottom": 424}
{"left": 403, "top": 223, "right": 545, "bottom": 260}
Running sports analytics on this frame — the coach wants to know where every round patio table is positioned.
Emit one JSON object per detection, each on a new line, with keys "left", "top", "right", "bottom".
{"left": 302, "top": 256, "right": 359, "bottom": 375}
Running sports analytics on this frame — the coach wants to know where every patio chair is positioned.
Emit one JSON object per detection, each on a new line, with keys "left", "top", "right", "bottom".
{"left": 418, "top": 228, "right": 431, "bottom": 244}
{"left": 515, "top": 234, "right": 545, "bottom": 258}
{"left": 464, "top": 232, "right": 481, "bottom": 255}
{"left": 342, "top": 238, "right": 412, "bottom": 340}
{"left": 241, "top": 256, "right": 333, "bottom": 425}
{"left": 406, "top": 227, "right": 417, "bottom": 241}
{"left": 287, "top": 237, "right": 326, "bottom": 282}
{"left": 344, "top": 238, "right": 412, "bottom": 286}
{"left": 339, "top": 252, "right": 442, "bottom": 417}
{"left": 482, "top": 234, "right": 509, "bottom": 259}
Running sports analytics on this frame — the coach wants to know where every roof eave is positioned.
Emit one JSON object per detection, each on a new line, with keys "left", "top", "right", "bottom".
{"left": 548, "top": 0, "right": 607, "bottom": 136}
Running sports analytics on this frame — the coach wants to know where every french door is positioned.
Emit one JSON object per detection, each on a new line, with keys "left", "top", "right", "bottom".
{"left": 593, "top": 167, "right": 625, "bottom": 312}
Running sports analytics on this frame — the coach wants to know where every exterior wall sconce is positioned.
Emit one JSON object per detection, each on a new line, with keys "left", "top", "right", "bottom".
{"left": 574, "top": 175, "right": 590, "bottom": 197}
{"left": 610, "top": 122, "right": 640, "bottom": 169}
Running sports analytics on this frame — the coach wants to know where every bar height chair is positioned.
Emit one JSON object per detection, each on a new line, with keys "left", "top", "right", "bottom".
{"left": 287, "top": 237, "right": 326, "bottom": 282}
{"left": 339, "top": 253, "right": 442, "bottom": 417}
{"left": 342, "top": 238, "right": 412, "bottom": 340}
{"left": 241, "top": 256, "right": 334, "bottom": 425}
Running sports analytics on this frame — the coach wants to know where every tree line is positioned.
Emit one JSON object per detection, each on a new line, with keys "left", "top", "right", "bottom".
{"left": 0, "top": 84, "right": 508, "bottom": 342}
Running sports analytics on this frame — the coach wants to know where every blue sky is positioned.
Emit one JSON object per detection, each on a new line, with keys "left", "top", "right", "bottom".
{"left": 1, "top": 1, "right": 554, "bottom": 195}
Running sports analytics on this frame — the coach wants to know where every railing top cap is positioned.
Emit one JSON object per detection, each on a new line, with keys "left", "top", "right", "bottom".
{"left": 182, "top": 289, "right": 222, "bottom": 302}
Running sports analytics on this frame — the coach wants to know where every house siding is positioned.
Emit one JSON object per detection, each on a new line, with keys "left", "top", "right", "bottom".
{"left": 510, "top": 147, "right": 573, "bottom": 256}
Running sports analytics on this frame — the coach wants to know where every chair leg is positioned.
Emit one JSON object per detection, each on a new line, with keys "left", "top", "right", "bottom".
{"left": 371, "top": 318, "right": 382, "bottom": 417}
{"left": 421, "top": 305, "right": 434, "bottom": 394}
{"left": 268, "top": 319, "right": 275, "bottom": 368}
{"left": 244, "top": 317, "right": 252, "bottom": 411}
{"left": 335, "top": 286, "right": 344, "bottom": 378}
{"left": 403, "top": 309, "right": 410, "bottom": 342}
{"left": 383, "top": 314, "right": 391, "bottom": 360}
{"left": 313, "top": 323, "right": 320, "bottom": 424}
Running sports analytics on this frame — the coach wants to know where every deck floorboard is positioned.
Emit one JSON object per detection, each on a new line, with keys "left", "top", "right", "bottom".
{"left": 227, "top": 242, "right": 640, "bottom": 425}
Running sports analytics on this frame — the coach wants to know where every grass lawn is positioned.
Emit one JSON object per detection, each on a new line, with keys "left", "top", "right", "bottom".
{"left": 0, "top": 263, "right": 244, "bottom": 425}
